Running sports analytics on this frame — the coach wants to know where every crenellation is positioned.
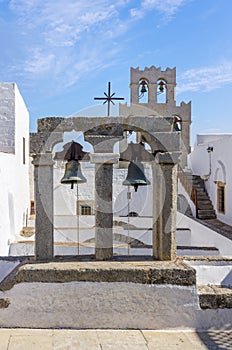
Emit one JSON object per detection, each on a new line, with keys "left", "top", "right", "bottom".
{"left": 121, "top": 65, "right": 191, "bottom": 166}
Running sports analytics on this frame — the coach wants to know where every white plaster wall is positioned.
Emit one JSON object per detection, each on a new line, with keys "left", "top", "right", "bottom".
{"left": 54, "top": 163, "right": 153, "bottom": 217}
{"left": 186, "top": 260, "right": 232, "bottom": 287}
{"left": 0, "top": 84, "right": 30, "bottom": 256}
{"left": 0, "top": 281, "right": 231, "bottom": 330}
{"left": 177, "top": 212, "right": 232, "bottom": 256}
{"left": 189, "top": 134, "right": 232, "bottom": 226}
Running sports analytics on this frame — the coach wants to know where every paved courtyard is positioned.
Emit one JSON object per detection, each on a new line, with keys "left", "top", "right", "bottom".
{"left": 0, "top": 329, "right": 231, "bottom": 349}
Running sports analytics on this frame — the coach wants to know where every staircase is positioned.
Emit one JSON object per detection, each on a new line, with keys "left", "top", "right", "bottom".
{"left": 192, "top": 175, "right": 216, "bottom": 219}
{"left": 178, "top": 166, "right": 216, "bottom": 220}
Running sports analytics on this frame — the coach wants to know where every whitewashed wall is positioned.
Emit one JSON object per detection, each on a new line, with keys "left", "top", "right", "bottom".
{"left": 177, "top": 212, "right": 232, "bottom": 256}
{"left": 54, "top": 162, "right": 153, "bottom": 218}
{"left": 0, "top": 84, "right": 30, "bottom": 256}
{"left": 189, "top": 134, "right": 232, "bottom": 226}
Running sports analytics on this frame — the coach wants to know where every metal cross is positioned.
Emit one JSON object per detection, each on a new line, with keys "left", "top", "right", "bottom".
{"left": 94, "top": 82, "right": 124, "bottom": 117}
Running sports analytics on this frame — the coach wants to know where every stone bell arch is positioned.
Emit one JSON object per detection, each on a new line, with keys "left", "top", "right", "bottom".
{"left": 30, "top": 114, "right": 181, "bottom": 262}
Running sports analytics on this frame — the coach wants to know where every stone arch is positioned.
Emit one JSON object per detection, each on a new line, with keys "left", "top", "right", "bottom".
{"left": 172, "top": 115, "right": 182, "bottom": 132}
{"left": 31, "top": 115, "right": 180, "bottom": 261}
{"left": 138, "top": 78, "right": 149, "bottom": 103}
{"left": 157, "top": 78, "right": 167, "bottom": 104}
{"left": 214, "top": 160, "right": 226, "bottom": 183}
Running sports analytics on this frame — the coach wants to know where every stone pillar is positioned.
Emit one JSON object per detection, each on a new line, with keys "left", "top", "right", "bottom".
{"left": 153, "top": 152, "right": 181, "bottom": 260}
{"left": 90, "top": 153, "right": 119, "bottom": 260}
{"left": 148, "top": 84, "right": 157, "bottom": 104}
{"left": 32, "top": 153, "right": 54, "bottom": 261}
{"left": 130, "top": 83, "right": 139, "bottom": 104}
{"left": 152, "top": 161, "right": 163, "bottom": 260}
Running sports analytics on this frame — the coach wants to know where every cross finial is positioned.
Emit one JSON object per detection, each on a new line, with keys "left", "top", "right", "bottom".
{"left": 94, "top": 82, "right": 124, "bottom": 117}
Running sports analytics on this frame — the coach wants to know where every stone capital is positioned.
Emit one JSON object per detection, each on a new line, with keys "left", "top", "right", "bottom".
{"left": 90, "top": 153, "right": 119, "bottom": 164}
{"left": 155, "top": 151, "right": 181, "bottom": 165}
{"left": 32, "top": 153, "right": 55, "bottom": 166}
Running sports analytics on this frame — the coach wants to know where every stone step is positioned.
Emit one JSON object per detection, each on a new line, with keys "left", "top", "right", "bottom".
{"left": 196, "top": 198, "right": 213, "bottom": 203}
{"left": 198, "top": 209, "right": 216, "bottom": 215}
{"left": 197, "top": 203, "right": 215, "bottom": 210}
{"left": 198, "top": 285, "right": 232, "bottom": 309}
{"left": 198, "top": 210, "right": 217, "bottom": 219}
{"left": 197, "top": 195, "right": 211, "bottom": 201}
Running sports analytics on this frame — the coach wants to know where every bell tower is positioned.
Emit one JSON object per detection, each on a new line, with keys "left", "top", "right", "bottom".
{"left": 119, "top": 66, "right": 191, "bottom": 167}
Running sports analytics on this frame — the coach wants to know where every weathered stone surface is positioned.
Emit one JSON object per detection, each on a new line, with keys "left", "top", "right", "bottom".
{"left": 32, "top": 153, "right": 54, "bottom": 261}
{"left": 0, "top": 83, "right": 15, "bottom": 153}
{"left": 198, "top": 285, "right": 232, "bottom": 309}
{"left": 95, "top": 162, "right": 114, "bottom": 260}
{"left": 0, "top": 298, "right": 10, "bottom": 308}
{"left": 36, "top": 116, "right": 173, "bottom": 134}
{"left": 0, "top": 260, "right": 196, "bottom": 291}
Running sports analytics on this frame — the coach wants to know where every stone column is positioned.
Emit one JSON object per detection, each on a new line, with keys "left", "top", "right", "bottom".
{"left": 151, "top": 161, "right": 163, "bottom": 260}
{"left": 32, "top": 153, "right": 54, "bottom": 261}
{"left": 153, "top": 152, "right": 181, "bottom": 260}
{"left": 90, "top": 153, "right": 119, "bottom": 260}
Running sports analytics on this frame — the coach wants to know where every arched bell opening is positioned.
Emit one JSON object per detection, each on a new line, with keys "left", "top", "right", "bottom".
{"left": 173, "top": 115, "right": 182, "bottom": 132}
{"left": 52, "top": 131, "right": 94, "bottom": 257}
{"left": 113, "top": 128, "right": 153, "bottom": 256}
{"left": 157, "top": 78, "right": 167, "bottom": 104}
{"left": 138, "top": 78, "right": 149, "bottom": 104}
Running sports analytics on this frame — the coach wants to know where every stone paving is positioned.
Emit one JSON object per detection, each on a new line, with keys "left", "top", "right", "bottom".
{"left": 0, "top": 329, "right": 231, "bottom": 349}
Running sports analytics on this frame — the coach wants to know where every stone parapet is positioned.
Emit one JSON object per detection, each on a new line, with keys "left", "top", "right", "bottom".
{"left": 198, "top": 285, "right": 232, "bottom": 309}
{"left": 0, "top": 259, "right": 196, "bottom": 291}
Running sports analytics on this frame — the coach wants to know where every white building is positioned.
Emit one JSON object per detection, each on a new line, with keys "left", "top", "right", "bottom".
{"left": 0, "top": 83, "right": 30, "bottom": 256}
{"left": 189, "top": 134, "right": 232, "bottom": 226}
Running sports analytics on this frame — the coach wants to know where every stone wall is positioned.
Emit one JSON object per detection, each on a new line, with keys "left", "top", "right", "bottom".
{"left": 0, "top": 83, "right": 15, "bottom": 154}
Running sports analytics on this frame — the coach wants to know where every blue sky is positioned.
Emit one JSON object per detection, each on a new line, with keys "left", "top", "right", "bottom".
{"left": 1, "top": 0, "right": 232, "bottom": 145}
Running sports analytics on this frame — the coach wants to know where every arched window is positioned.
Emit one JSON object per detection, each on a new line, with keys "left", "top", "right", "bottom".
{"left": 173, "top": 115, "right": 182, "bottom": 131}
{"left": 138, "top": 79, "right": 148, "bottom": 103}
{"left": 157, "top": 79, "right": 166, "bottom": 103}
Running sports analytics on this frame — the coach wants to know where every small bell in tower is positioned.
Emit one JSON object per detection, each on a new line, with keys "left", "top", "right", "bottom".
{"left": 158, "top": 80, "right": 165, "bottom": 93}
{"left": 140, "top": 80, "right": 148, "bottom": 94}
{"left": 123, "top": 161, "right": 150, "bottom": 192}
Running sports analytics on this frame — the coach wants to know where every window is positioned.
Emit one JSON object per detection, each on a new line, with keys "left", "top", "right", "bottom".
{"left": 217, "top": 182, "right": 225, "bottom": 214}
{"left": 138, "top": 79, "right": 148, "bottom": 103}
{"left": 30, "top": 200, "right": 35, "bottom": 215}
{"left": 173, "top": 115, "right": 182, "bottom": 131}
{"left": 157, "top": 79, "right": 166, "bottom": 103}
{"left": 77, "top": 200, "right": 94, "bottom": 215}
{"left": 81, "top": 205, "right": 92, "bottom": 215}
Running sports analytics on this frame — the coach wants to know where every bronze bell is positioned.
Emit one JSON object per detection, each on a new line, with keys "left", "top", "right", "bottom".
{"left": 140, "top": 80, "right": 147, "bottom": 94}
{"left": 61, "top": 160, "right": 87, "bottom": 189}
{"left": 123, "top": 161, "right": 151, "bottom": 192}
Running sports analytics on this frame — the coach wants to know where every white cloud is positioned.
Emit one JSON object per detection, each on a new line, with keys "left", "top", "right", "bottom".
{"left": 178, "top": 62, "right": 232, "bottom": 93}
{"left": 24, "top": 49, "right": 55, "bottom": 74}
{"left": 131, "top": 0, "right": 189, "bottom": 19}
{"left": 5, "top": 0, "right": 191, "bottom": 91}
{"left": 5, "top": 0, "right": 130, "bottom": 88}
